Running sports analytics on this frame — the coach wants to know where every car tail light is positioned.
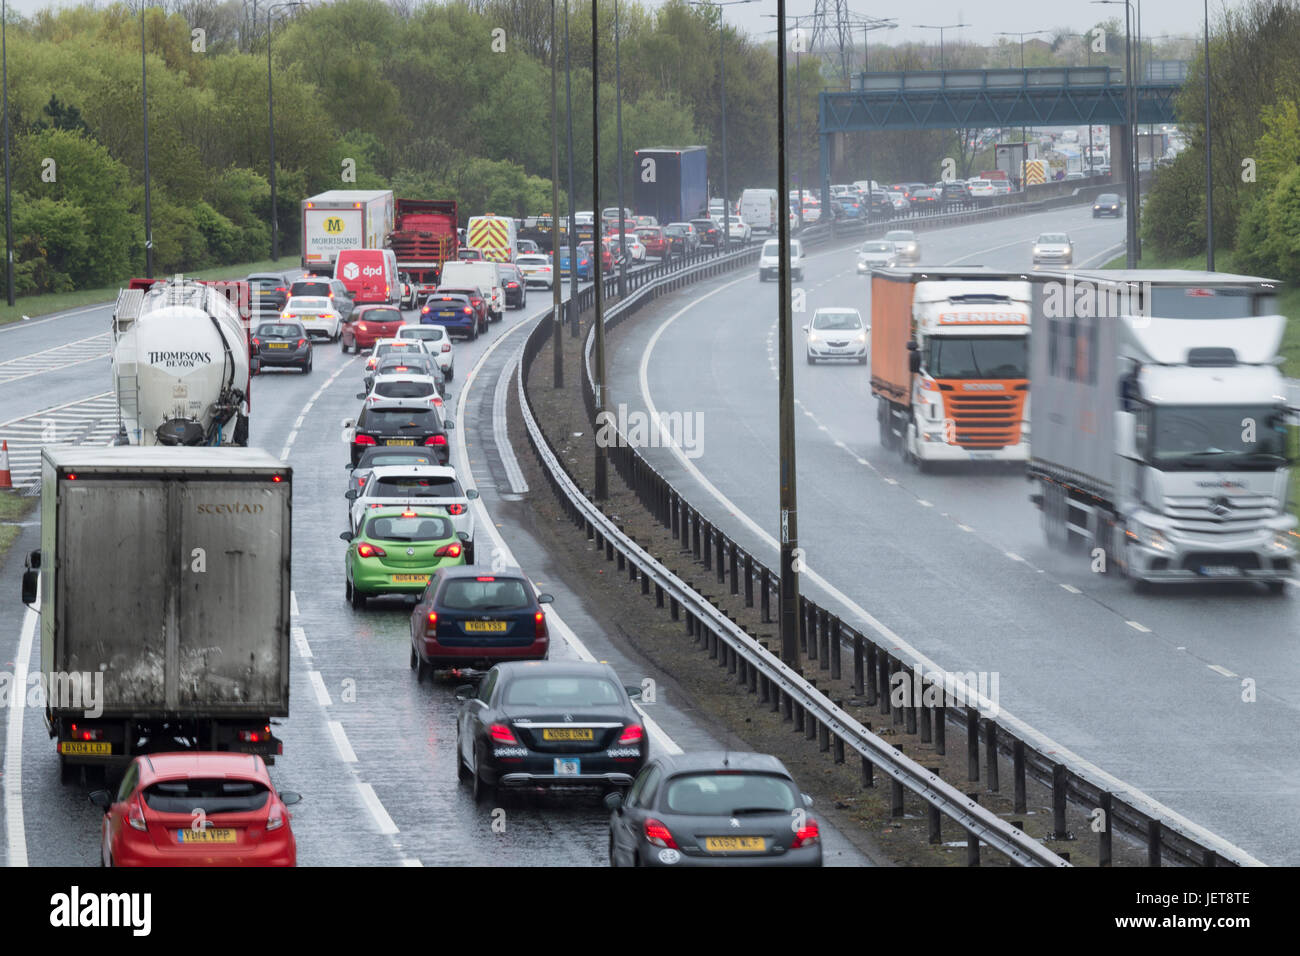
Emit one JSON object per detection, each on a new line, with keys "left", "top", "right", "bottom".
{"left": 534, "top": 611, "right": 547, "bottom": 638}
{"left": 507, "top": 282, "right": 518, "bottom": 288}
{"left": 251, "top": 338, "right": 261, "bottom": 348}
{"left": 462, "top": 306, "right": 472, "bottom": 314}
{"left": 421, "top": 308, "right": 430, "bottom": 315}
{"left": 267, "top": 801, "right": 285, "bottom": 832}
{"left": 354, "top": 435, "right": 377, "bottom": 446}
{"left": 426, "top": 611, "right": 438, "bottom": 632}
{"left": 644, "top": 819, "right": 677, "bottom": 849}
{"left": 617, "top": 725, "right": 643, "bottom": 744}
{"left": 442, "top": 343, "right": 451, "bottom": 352}
{"left": 489, "top": 724, "right": 518, "bottom": 744}
{"left": 297, "top": 339, "right": 307, "bottom": 348}
{"left": 445, "top": 501, "right": 464, "bottom": 514}
{"left": 432, "top": 396, "right": 443, "bottom": 407}
{"left": 790, "top": 817, "right": 821, "bottom": 848}
{"left": 434, "top": 543, "right": 462, "bottom": 558}
{"left": 357, "top": 542, "right": 387, "bottom": 558}
{"left": 128, "top": 798, "right": 147, "bottom": 832}
{"left": 426, "top": 434, "right": 448, "bottom": 447}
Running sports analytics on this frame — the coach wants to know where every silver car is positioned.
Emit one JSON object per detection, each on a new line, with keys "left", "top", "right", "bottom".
{"left": 884, "top": 230, "right": 920, "bottom": 264}
{"left": 1032, "top": 232, "right": 1074, "bottom": 266}
{"left": 395, "top": 324, "right": 455, "bottom": 380}
{"left": 856, "top": 241, "right": 897, "bottom": 274}
{"left": 347, "top": 465, "right": 478, "bottom": 550}
{"left": 804, "top": 308, "right": 868, "bottom": 365}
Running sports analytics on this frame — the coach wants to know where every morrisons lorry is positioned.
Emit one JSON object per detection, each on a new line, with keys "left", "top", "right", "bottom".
{"left": 871, "top": 268, "right": 1032, "bottom": 470}
{"left": 1028, "top": 270, "right": 1297, "bottom": 591}
{"left": 301, "top": 189, "right": 395, "bottom": 275}
{"left": 388, "top": 198, "right": 459, "bottom": 299}
{"left": 20, "top": 447, "right": 292, "bottom": 782}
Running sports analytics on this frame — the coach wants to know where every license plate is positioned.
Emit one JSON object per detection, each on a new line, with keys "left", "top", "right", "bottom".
{"left": 391, "top": 574, "right": 431, "bottom": 583}
{"left": 464, "top": 621, "right": 507, "bottom": 632}
{"left": 60, "top": 741, "right": 110, "bottom": 755}
{"left": 385, "top": 439, "right": 416, "bottom": 446}
{"left": 1200, "top": 566, "right": 1239, "bottom": 577}
{"left": 268, "top": 343, "right": 290, "bottom": 349}
{"left": 438, "top": 311, "right": 457, "bottom": 318}
{"left": 969, "top": 452, "right": 994, "bottom": 460}
{"left": 554, "top": 758, "right": 581, "bottom": 776}
{"left": 704, "top": 836, "right": 767, "bottom": 853}
{"left": 543, "top": 728, "right": 594, "bottom": 741}
{"left": 176, "top": 829, "right": 236, "bottom": 844}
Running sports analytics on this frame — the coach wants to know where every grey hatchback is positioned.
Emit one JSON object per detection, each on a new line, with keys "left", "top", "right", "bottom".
{"left": 605, "top": 751, "right": 822, "bottom": 867}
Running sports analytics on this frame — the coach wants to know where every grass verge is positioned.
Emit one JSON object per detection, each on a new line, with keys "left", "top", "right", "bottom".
{"left": 0, "top": 489, "right": 37, "bottom": 574}
{"left": 0, "top": 254, "right": 303, "bottom": 327}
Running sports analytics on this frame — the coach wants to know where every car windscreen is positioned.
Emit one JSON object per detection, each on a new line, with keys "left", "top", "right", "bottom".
{"left": 1038, "top": 235, "right": 1069, "bottom": 244}
{"left": 503, "top": 676, "right": 624, "bottom": 707}
{"left": 762, "top": 241, "right": 780, "bottom": 255}
{"left": 375, "top": 380, "right": 434, "bottom": 398}
{"left": 662, "top": 772, "right": 799, "bottom": 815}
{"left": 862, "top": 243, "right": 892, "bottom": 253}
{"left": 1097, "top": 194, "right": 1120, "bottom": 203}
{"left": 256, "top": 324, "right": 303, "bottom": 337}
{"left": 361, "top": 408, "right": 436, "bottom": 430}
{"left": 370, "top": 475, "right": 463, "bottom": 497}
{"left": 813, "top": 312, "right": 862, "bottom": 331}
{"left": 363, "top": 513, "right": 454, "bottom": 541}
{"left": 438, "top": 577, "right": 531, "bottom": 611}
{"left": 360, "top": 308, "right": 403, "bottom": 324}
{"left": 143, "top": 778, "right": 270, "bottom": 814}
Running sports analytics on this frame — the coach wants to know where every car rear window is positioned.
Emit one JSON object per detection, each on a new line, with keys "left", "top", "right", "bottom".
{"left": 371, "top": 475, "right": 462, "bottom": 497}
{"left": 361, "top": 408, "right": 436, "bottom": 430}
{"left": 361, "top": 308, "right": 403, "bottom": 324}
{"left": 379, "top": 359, "right": 434, "bottom": 376}
{"left": 251, "top": 278, "right": 282, "bottom": 290}
{"left": 256, "top": 324, "right": 304, "bottom": 337}
{"left": 439, "top": 577, "right": 531, "bottom": 611}
{"left": 662, "top": 772, "right": 799, "bottom": 815}
{"left": 399, "top": 327, "right": 446, "bottom": 340}
{"left": 376, "top": 342, "right": 424, "bottom": 357}
{"left": 503, "top": 676, "right": 623, "bottom": 707}
{"left": 143, "top": 778, "right": 270, "bottom": 814}
{"left": 360, "top": 452, "right": 434, "bottom": 468}
{"left": 288, "top": 297, "right": 330, "bottom": 310}
{"left": 291, "top": 281, "right": 331, "bottom": 297}
{"left": 376, "top": 380, "right": 434, "bottom": 398}
{"left": 364, "top": 513, "right": 453, "bottom": 541}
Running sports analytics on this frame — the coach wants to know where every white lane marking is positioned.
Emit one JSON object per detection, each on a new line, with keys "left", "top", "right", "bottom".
{"left": 309, "top": 670, "right": 333, "bottom": 706}
{"left": 1005, "top": 552, "right": 1024, "bottom": 562}
{"left": 3, "top": 588, "right": 37, "bottom": 867}
{"left": 1061, "top": 584, "right": 1081, "bottom": 594}
{"left": 280, "top": 361, "right": 352, "bottom": 463}
{"left": 294, "top": 415, "right": 305, "bottom": 429}
{"left": 492, "top": 342, "right": 529, "bottom": 494}
{"left": 291, "top": 625, "right": 312, "bottom": 659}
{"left": 452, "top": 316, "right": 683, "bottom": 758}
{"left": 635, "top": 267, "right": 1264, "bottom": 867}
{"left": 328, "top": 721, "right": 358, "bottom": 762}
{"left": 400, "top": 858, "right": 424, "bottom": 866}
{"left": 290, "top": 591, "right": 300, "bottom": 617}
{"left": 957, "top": 524, "right": 974, "bottom": 532}
{"left": 358, "top": 782, "right": 400, "bottom": 835}
{"left": 1207, "top": 664, "right": 1237, "bottom": 678}
{"left": 1126, "top": 621, "right": 1151, "bottom": 633}
{"left": 856, "top": 457, "right": 869, "bottom": 465}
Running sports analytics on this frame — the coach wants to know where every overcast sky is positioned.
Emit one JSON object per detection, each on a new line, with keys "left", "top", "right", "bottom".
{"left": 0, "top": 0, "right": 1244, "bottom": 47}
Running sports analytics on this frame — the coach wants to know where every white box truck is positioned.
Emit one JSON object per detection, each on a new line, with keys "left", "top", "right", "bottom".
{"left": 1028, "top": 270, "right": 1297, "bottom": 591}
{"left": 301, "top": 189, "right": 395, "bottom": 275}
{"left": 20, "top": 447, "right": 293, "bottom": 782}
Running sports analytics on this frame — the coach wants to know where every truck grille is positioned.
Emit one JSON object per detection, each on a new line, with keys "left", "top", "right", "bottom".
{"left": 941, "top": 393, "right": 1024, "bottom": 449}
{"left": 1179, "top": 552, "right": 1261, "bottom": 572}
{"left": 1163, "top": 494, "right": 1278, "bottom": 534}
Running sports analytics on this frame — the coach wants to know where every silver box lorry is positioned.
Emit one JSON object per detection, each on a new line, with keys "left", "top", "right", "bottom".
{"left": 1028, "top": 270, "right": 1297, "bottom": 591}
{"left": 21, "top": 447, "right": 292, "bottom": 781}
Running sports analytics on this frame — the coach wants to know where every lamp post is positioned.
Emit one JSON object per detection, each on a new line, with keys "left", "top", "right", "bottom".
{"left": 564, "top": 0, "right": 578, "bottom": 337}
{"left": 854, "top": 17, "right": 897, "bottom": 220}
{"left": 2, "top": 0, "right": 14, "bottom": 305}
{"left": 266, "top": 1, "right": 306, "bottom": 263}
{"left": 140, "top": 1, "right": 153, "bottom": 277}
{"left": 551, "top": 0, "right": 563, "bottom": 386}
{"left": 995, "top": 31, "right": 1050, "bottom": 170}
{"left": 591, "top": 0, "right": 607, "bottom": 501}
{"left": 1203, "top": 3, "right": 1213, "bottom": 270}
{"left": 1094, "top": 0, "right": 1137, "bottom": 267}
{"left": 763, "top": 14, "right": 814, "bottom": 229}
{"left": 916, "top": 22, "right": 969, "bottom": 71}
{"left": 614, "top": 0, "right": 627, "bottom": 292}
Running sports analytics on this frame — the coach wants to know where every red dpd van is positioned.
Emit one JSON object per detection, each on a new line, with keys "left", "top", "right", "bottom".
{"left": 335, "top": 249, "right": 398, "bottom": 305}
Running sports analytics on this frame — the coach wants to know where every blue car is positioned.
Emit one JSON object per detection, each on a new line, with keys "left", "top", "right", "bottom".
{"left": 419, "top": 291, "right": 479, "bottom": 340}
{"left": 837, "top": 200, "right": 862, "bottom": 220}
{"left": 560, "top": 247, "right": 592, "bottom": 280}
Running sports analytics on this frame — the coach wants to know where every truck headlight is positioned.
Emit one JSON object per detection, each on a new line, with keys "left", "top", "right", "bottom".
{"left": 1135, "top": 523, "right": 1169, "bottom": 551}
{"left": 1268, "top": 533, "right": 1294, "bottom": 553}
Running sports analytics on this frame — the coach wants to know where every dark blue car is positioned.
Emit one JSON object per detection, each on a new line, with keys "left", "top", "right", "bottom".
{"left": 420, "top": 292, "right": 479, "bottom": 340}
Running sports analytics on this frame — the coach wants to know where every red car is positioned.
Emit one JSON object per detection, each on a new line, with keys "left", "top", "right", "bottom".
{"left": 636, "top": 226, "right": 668, "bottom": 258}
{"left": 580, "top": 240, "right": 615, "bottom": 271}
{"left": 90, "top": 753, "right": 301, "bottom": 867}
{"left": 341, "top": 304, "right": 406, "bottom": 354}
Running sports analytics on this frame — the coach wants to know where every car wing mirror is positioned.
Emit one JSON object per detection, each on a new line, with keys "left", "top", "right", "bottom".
{"left": 623, "top": 683, "right": 641, "bottom": 700}
{"left": 345, "top": 490, "right": 359, "bottom": 501}
{"left": 466, "top": 489, "right": 478, "bottom": 500}
{"left": 454, "top": 684, "right": 475, "bottom": 701}
{"left": 279, "top": 791, "right": 303, "bottom": 806}
{"left": 603, "top": 791, "right": 625, "bottom": 811}
{"left": 356, "top": 392, "right": 367, "bottom": 400}
{"left": 339, "top": 531, "right": 353, "bottom": 541}
{"left": 89, "top": 790, "right": 112, "bottom": 811}
{"left": 537, "top": 593, "right": 554, "bottom": 604}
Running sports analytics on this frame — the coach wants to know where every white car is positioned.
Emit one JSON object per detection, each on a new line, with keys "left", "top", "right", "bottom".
{"left": 713, "top": 216, "right": 751, "bottom": 244}
{"left": 758, "top": 238, "right": 804, "bottom": 282}
{"left": 365, "top": 338, "right": 428, "bottom": 373}
{"left": 1032, "top": 232, "right": 1074, "bottom": 266}
{"left": 395, "top": 324, "right": 455, "bottom": 380}
{"left": 358, "top": 372, "right": 444, "bottom": 413}
{"left": 883, "top": 230, "right": 920, "bottom": 264}
{"left": 347, "top": 465, "right": 478, "bottom": 557}
{"left": 515, "top": 253, "right": 556, "bottom": 289}
{"left": 611, "top": 233, "right": 646, "bottom": 262}
{"left": 804, "top": 308, "right": 868, "bottom": 365}
{"left": 888, "top": 193, "right": 910, "bottom": 213}
{"left": 967, "top": 179, "right": 996, "bottom": 199}
{"left": 282, "top": 295, "right": 342, "bottom": 342}
{"left": 856, "top": 241, "right": 897, "bottom": 274}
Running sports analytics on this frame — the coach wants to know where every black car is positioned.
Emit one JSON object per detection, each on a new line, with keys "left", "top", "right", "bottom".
{"left": 689, "top": 218, "right": 721, "bottom": 248}
{"left": 453, "top": 660, "right": 647, "bottom": 803}
{"left": 248, "top": 272, "right": 294, "bottom": 316}
{"left": 252, "top": 320, "right": 312, "bottom": 373}
{"left": 1093, "top": 193, "right": 1123, "bottom": 217}
{"left": 865, "top": 192, "right": 895, "bottom": 221}
{"left": 663, "top": 223, "right": 699, "bottom": 258}
{"left": 347, "top": 404, "right": 451, "bottom": 466}
{"left": 499, "top": 263, "right": 528, "bottom": 309}
{"left": 346, "top": 446, "right": 438, "bottom": 498}
{"left": 289, "top": 276, "right": 354, "bottom": 321}
{"left": 606, "top": 751, "right": 822, "bottom": 867}
{"left": 940, "top": 182, "right": 971, "bottom": 209}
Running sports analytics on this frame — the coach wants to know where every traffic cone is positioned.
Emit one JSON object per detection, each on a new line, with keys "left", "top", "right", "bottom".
{"left": 0, "top": 440, "right": 11, "bottom": 489}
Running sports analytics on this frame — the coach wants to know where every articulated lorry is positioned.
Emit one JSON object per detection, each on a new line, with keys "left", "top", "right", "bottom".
{"left": 871, "top": 268, "right": 1033, "bottom": 470}
{"left": 388, "top": 198, "right": 459, "bottom": 299}
{"left": 20, "top": 447, "right": 292, "bottom": 782}
{"left": 112, "top": 276, "right": 252, "bottom": 447}
{"left": 1028, "top": 270, "right": 1297, "bottom": 591}
{"left": 301, "top": 189, "right": 395, "bottom": 276}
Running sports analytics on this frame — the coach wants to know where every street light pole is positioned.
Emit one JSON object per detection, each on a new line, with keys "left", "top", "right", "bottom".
{"left": 551, "top": 0, "right": 563, "bottom": 387}
{"left": 1097, "top": 1, "right": 1137, "bottom": 266}
{"left": 614, "top": 0, "right": 627, "bottom": 294}
{"left": 917, "top": 22, "right": 969, "bottom": 71}
{"left": 140, "top": 1, "right": 153, "bottom": 278}
{"left": 267, "top": 2, "right": 305, "bottom": 264}
{"left": 1203, "top": 0, "right": 1214, "bottom": 270}
{"left": 564, "top": 0, "right": 578, "bottom": 338}
{"left": 591, "top": 0, "right": 608, "bottom": 501}
{"left": 2, "top": 0, "right": 14, "bottom": 305}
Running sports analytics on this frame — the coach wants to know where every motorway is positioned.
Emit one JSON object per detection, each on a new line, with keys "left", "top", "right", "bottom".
{"left": 0, "top": 265, "right": 870, "bottom": 867}
{"left": 606, "top": 206, "right": 1300, "bottom": 865}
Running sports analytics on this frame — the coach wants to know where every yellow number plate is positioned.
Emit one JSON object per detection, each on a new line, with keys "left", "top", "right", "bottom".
{"left": 385, "top": 439, "right": 416, "bottom": 446}
{"left": 542, "top": 728, "right": 594, "bottom": 741}
{"left": 267, "top": 343, "right": 290, "bottom": 349}
{"left": 60, "top": 741, "right": 111, "bottom": 755}
{"left": 704, "top": 837, "right": 767, "bottom": 853}
{"left": 463, "top": 621, "right": 507, "bottom": 632}
{"left": 391, "top": 574, "right": 431, "bottom": 584}
{"left": 177, "top": 829, "right": 237, "bottom": 844}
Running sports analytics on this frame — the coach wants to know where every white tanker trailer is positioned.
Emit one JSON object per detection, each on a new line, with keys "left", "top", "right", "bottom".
{"left": 111, "top": 276, "right": 253, "bottom": 446}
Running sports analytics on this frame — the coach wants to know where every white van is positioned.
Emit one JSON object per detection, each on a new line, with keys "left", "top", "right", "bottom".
{"left": 740, "top": 188, "right": 779, "bottom": 235}
{"left": 438, "top": 260, "right": 505, "bottom": 322}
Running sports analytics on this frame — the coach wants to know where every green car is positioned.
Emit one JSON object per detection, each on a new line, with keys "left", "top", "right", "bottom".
{"left": 342, "top": 507, "right": 467, "bottom": 608}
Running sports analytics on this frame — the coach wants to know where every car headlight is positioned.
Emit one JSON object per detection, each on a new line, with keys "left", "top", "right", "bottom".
{"left": 1032, "top": 247, "right": 1042, "bottom": 255}
{"left": 853, "top": 332, "right": 866, "bottom": 343}
{"left": 808, "top": 333, "right": 821, "bottom": 345}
